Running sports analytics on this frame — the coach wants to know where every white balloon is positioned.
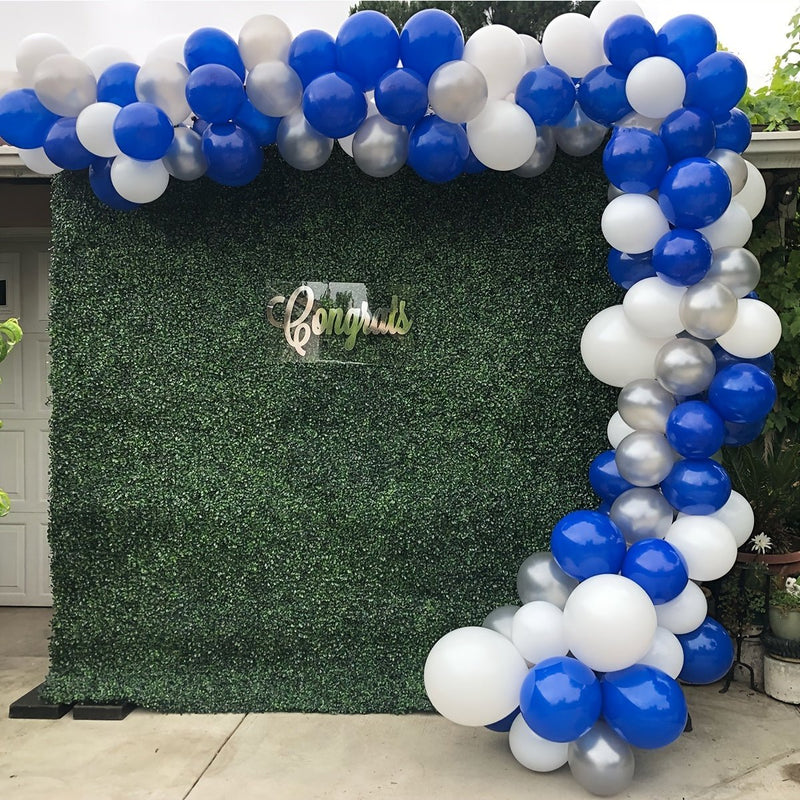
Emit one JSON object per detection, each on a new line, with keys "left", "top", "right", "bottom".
{"left": 466, "top": 100, "right": 536, "bottom": 171}
{"left": 18, "top": 147, "right": 62, "bottom": 175}
{"left": 698, "top": 201, "right": 752, "bottom": 249}
{"left": 626, "top": 57, "right": 686, "bottom": 119}
{"left": 655, "top": 581, "right": 708, "bottom": 634}
{"left": 563, "top": 574, "right": 657, "bottom": 673}
{"left": 734, "top": 161, "right": 767, "bottom": 219}
{"left": 463, "top": 25, "right": 527, "bottom": 99}
{"left": 715, "top": 298, "right": 782, "bottom": 359}
{"left": 601, "top": 194, "right": 670, "bottom": 254}
{"left": 542, "top": 13, "right": 605, "bottom": 78}
{"left": 239, "top": 14, "right": 293, "bottom": 69}
{"left": 82, "top": 45, "right": 134, "bottom": 79}
{"left": 146, "top": 34, "right": 187, "bottom": 66}
{"left": 423, "top": 627, "right": 529, "bottom": 727}
{"left": 590, "top": 1, "right": 645, "bottom": 37}
{"left": 16, "top": 33, "right": 69, "bottom": 83}
{"left": 702, "top": 490, "right": 754, "bottom": 548}
{"left": 509, "top": 714, "right": 570, "bottom": 772}
{"left": 664, "top": 516, "right": 738, "bottom": 582}
{"left": 623, "top": 277, "right": 687, "bottom": 338}
{"left": 511, "top": 602, "right": 569, "bottom": 665}
{"left": 637, "top": 626, "right": 684, "bottom": 679}
{"left": 76, "top": 102, "right": 121, "bottom": 157}
{"left": 519, "top": 34, "right": 546, "bottom": 70}
{"left": 110, "top": 155, "right": 170, "bottom": 204}
{"left": 607, "top": 411, "right": 636, "bottom": 449}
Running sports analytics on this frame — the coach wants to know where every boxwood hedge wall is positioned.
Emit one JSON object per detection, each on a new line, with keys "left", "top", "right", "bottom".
{"left": 44, "top": 148, "right": 617, "bottom": 712}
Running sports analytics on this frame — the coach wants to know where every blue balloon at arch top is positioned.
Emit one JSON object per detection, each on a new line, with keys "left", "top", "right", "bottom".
{"left": 589, "top": 449, "right": 636, "bottom": 503}
{"left": 234, "top": 99, "right": 280, "bottom": 146}
{"left": 407, "top": 115, "right": 468, "bottom": 184}
{"left": 88, "top": 157, "right": 139, "bottom": 211}
{"left": 515, "top": 66, "right": 576, "bottom": 126}
{"left": 43, "top": 117, "right": 94, "bottom": 170}
{"left": 603, "top": 14, "right": 657, "bottom": 73}
{"left": 576, "top": 65, "right": 631, "bottom": 126}
{"left": 607, "top": 249, "right": 656, "bottom": 289}
{"left": 186, "top": 63, "right": 245, "bottom": 124}
{"left": 202, "top": 122, "right": 263, "bottom": 187}
{"left": 0, "top": 89, "right": 60, "bottom": 149}
{"left": 96, "top": 62, "right": 139, "bottom": 106}
{"left": 399, "top": 8, "right": 465, "bottom": 83}
{"left": 658, "top": 157, "right": 731, "bottom": 229}
{"left": 666, "top": 401, "right": 725, "bottom": 459}
{"left": 708, "top": 363, "right": 777, "bottom": 423}
{"left": 656, "top": 14, "right": 717, "bottom": 74}
{"left": 336, "top": 10, "right": 400, "bottom": 92}
{"left": 603, "top": 127, "right": 668, "bottom": 194}
{"left": 288, "top": 29, "right": 337, "bottom": 88}
{"left": 184, "top": 27, "right": 245, "bottom": 80}
{"left": 374, "top": 68, "right": 428, "bottom": 127}
{"left": 685, "top": 51, "right": 748, "bottom": 121}
{"left": 660, "top": 458, "right": 731, "bottom": 515}
{"left": 677, "top": 616, "right": 734, "bottom": 684}
{"left": 303, "top": 71, "right": 367, "bottom": 139}
{"left": 621, "top": 539, "right": 688, "bottom": 605}
{"left": 550, "top": 509, "right": 627, "bottom": 581}
{"left": 652, "top": 228, "right": 712, "bottom": 285}
{"left": 113, "top": 102, "right": 174, "bottom": 161}
{"left": 714, "top": 108, "right": 752, "bottom": 153}
{"left": 659, "top": 107, "right": 716, "bottom": 164}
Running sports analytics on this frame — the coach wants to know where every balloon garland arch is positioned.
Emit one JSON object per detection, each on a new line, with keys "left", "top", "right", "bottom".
{"left": 0, "top": 2, "right": 777, "bottom": 795}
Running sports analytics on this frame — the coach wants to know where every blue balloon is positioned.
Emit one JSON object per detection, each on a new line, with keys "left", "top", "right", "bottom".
{"left": 407, "top": 115, "right": 468, "bottom": 184}
{"left": 660, "top": 458, "right": 731, "bottom": 515}
{"left": 113, "top": 102, "right": 174, "bottom": 161}
{"left": 88, "top": 157, "right": 139, "bottom": 211}
{"left": 576, "top": 66, "right": 631, "bottom": 126}
{"left": 550, "top": 510, "right": 627, "bottom": 581}
{"left": 485, "top": 706, "right": 520, "bottom": 732}
{"left": 234, "top": 99, "right": 280, "bottom": 146}
{"left": 399, "top": 8, "right": 464, "bottom": 83}
{"left": 43, "top": 117, "right": 94, "bottom": 170}
{"left": 607, "top": 249, "right": 656, "bottom": 289}
{"left": 677, "top": 617, "right": 734, "bottom": 684}
{"left": 666, "top": 401, "right": 725, "bottom": 458}
{"left": 185, "top": 64, "right": 245, "bottom": 124}
{"left": 515, "top": 66, "right": 576, "bottom": 126}
{"left": 603, "top": 127, "right": 668, "bottom": 193}
{"left": 603, "top": 14, "right": 657, "bottom": 73}
{"left": 202, "top": 122, "right": 263, "bottom": 187}
{"left": 656, "top": 14, "right": 717, "bottom": 74}
{"left": 708, "top": 363, "right": 777, "bottom": 423}
{"left": 621, "top": 539, "right": 689, "bottom": 604}
{"left": 519, "top": 657, "right": 602, "bottom": 743}
{"left": 714, "top": 108, "right": 752, "bottom": 153}
{"left": 374, "top": 68, "right": 428, "bottom": 127}
{"left": 336, "top": 10, "right": 400, "bottom": 92}
{"left": 596, "top": 500, "right": 612, "bottom": 515}
{"left": 711, "top": 343, "right": 774, "bottom": 375}
{"left": 658, "top": 157, "right": 731, "bottom": 228}
{"left": 589, "top": 450, "right": 637, "bottom": 503}
{"left": 192, "top": 117, "right": 210, "bottom": 136}
{"left": 288, "top": 29, "right": 337, "bottom": 88}
{"left": 685, "top": 52, "right": 748, "bottom": 120}
{"left": 463, "top": 148, "right": 487, "bottom": 175}
{"left": 96, "top": 62, "right": 140, "bottom": 106}
{"left": 0, "top": 89, "right": 60, "bottom": 149}
{"left": 723, "top": 418, "right": 766, "bottom": 447}
{"left": 184, "top": 27, "right": 245, "bottom": 80}
{"left": 658, "top": 107, "right": 716, "bottom": 164}
{"left": 602, "top": 665, "right": 688, "bottom": 749}
{"left": 652, "top": 228, "right": 712, "bottom": 286}
{"left": 303, "top": 71, "right": 367, "bottom": 139}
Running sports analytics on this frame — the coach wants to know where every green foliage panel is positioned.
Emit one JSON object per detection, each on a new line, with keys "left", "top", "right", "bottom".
{"left": 44, "top": 150, "right": 617, "bottom": 712}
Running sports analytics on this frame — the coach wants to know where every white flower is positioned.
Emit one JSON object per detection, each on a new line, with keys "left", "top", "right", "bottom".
{"left": 785, "top": 577, "right": 800, "bottom": 598}
{"left": 750, "top": 533, "right": 773, "bottom": 554}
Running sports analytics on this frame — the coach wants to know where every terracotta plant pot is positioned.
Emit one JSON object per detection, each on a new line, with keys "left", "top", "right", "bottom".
{"left": 736, "top": 549, "right": 800, "bottom": 577}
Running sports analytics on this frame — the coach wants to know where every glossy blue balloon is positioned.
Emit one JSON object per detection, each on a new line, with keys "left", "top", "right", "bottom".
{"left": 656, "top": 14, "right": 717, "bottom": 74}
{"left": 336, "top": 10, "right": 400, "bottom": 92}
{"left": 519, "top": 657, "right": 602, "bottom": 743}
{"left": 185, "top": 64, "right": 245, "bottom": 124}
{"left": 712, "top": 343, "right": 774, "bottom": 375}
{"left": 407, "top": 115, "right": 468, "bottom": 184}
{"left": 374, "top": 68, "right": 428, "bottom": 127}
{"left": 88, "top": 157, "right": 139, "bottom": 211}
{"left": 0, "top": 89, "right": 60, "bottom": 149}
{"left": 659, "top": 107, "right": 716, "bottom": 164}
{"left": 685, "top": 52, "right": 748, "bottom": 120}
{"left": 677, "top": 616, "right": 734, "bottom": 684}
{"left": 550, "top": 510, "right": 627, "bottom": 581}
{"left": 589, "top": 450, "right": 637, "bottom": 503}
{"left": 576, "top": 66, "right": 631, "bottom": 126}
{"left": 607, "top": 249, "right": 656, "bottom": 289}
{"left": 652, "top": 229, "right": 712, "bottom": 285}
{"left": 666, "top": 401, "right": 725, "bottom": 459}
{"left": 723, "top": 418, "right": 766, "bottom": 447}
{"left": 485, "top": 706, "right": 520, "bottom": 732}
{"left": 602, "top": 665, "right": 688, "bottom": 749}
{"left": 708, "top": 364, "right": 777, "bottom": 423}
{"left": 202, "top": 122, "right": 263, "bottom": 187}
{"left": 184, "top": 27, "right": 245, "bottom": 80}
{"left": 714, "top": 108, "right": 752, "bottom": 153}
{"left": 399, "top": 8, "right": 464, "bottom": 83}
{"left": 515, "top": 66, "right": 576, "bottom": 126}
{"left": 234, "top": 99, "right": 280, "bottom": 146}
{"left": 603, "top": 127, "right": 667, "bottom": 193}
{"left": 303, "top": 71, "right": 367, "bottom": 139}
{"left": 288, "top": 29, "right": 337, "bottom": 88}
{"left": 113, "top": 102, "right": 174, "bottom": 160}
{"left": 660, "top": 458, "right": 731, "bottom": 515}
{"left": 43, "top": 117, "right": 94, "bottom": 170}
{"left": 192, "top": 118, "right": 210, "bottom": 136}
{"left": 658, "top": 157, "right": 731, "bottom": 228}
{"left": 603, "top": 14, "right": 657, "bottom": 73}
{"left": 96, "top": 62, "right": 139, "bottom": 106}
{"left": 622, "top": 539, "right": 688, "bottom": 604}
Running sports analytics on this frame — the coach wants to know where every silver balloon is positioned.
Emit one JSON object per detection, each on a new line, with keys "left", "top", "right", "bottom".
{"left": 514, "top": 126, "right": 556, "bottom": 178}
{"left": 568, "top": 721, "right": 635, "bottom": 797}
{"left": 428, "top": 60, "right": 488, "bottom": 124}
{"left": 135, "top": 58, "right": 190, "bottom": 125}
{"left": 708, "top": 148, "right": 748, "bottom": 195}
{"left": 654, "top": 338, "right": 716, "bottom": 396}
{"left": 277, "top": 109, "right": 333, "bottom": 171}
{"left": 516, "top": 552, "right": 578, "bottom": 610}
{"left": 352, "top": 115, "right": 408, "bottom": 178}
{"left": 679, "top": 280, "right": 738, "bottom": 339}
{"left": 614, "top": 110, "right": 662, "bottom": 133}
{"left": 617, "top": 379, "right": 675, "bottom": 433}
{"left": 162, "top": 126, "right": 207, "bottom": 181}
{"left": 238, "top": 14, "right": 292, "bottom": 70}
{"left": 608, "top": 181, "right": 657, "bottom": 201}
{"left": 33, "top": 54, "right": 96, "bottom": 116}
{"left": 610, "top": 487, "right": 674, "bottom": 544}
{"left": 705, "top": 246, "right": 761, "bottom": 298}
{"left": 482, "top": 604, "right": 519, "bottom": 640}
{"left": 615, "top": 430, "right": 676, "bottom": 487}
{"left": 555, "top": 103, "right": 608, "bottom": 157}
{"left": 246, "top": 61, "right": 302, "bottom": 118}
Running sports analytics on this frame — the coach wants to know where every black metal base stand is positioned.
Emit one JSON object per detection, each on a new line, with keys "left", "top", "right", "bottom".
{"left": 72, "top": 701, "right": 136, "bottom": 721}
{"left": 9, "top": 683, "right": 73, "bottom": 719}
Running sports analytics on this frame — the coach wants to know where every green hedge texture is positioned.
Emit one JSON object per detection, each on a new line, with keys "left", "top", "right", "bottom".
{"left": 44, "top": 148, "right": 618, "bottom": 712}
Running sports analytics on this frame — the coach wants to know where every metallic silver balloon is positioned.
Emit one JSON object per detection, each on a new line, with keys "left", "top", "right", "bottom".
{"left": 617, "top": 379, "right": 675, "bottom": 433}
{"left": 482, "top": 604, "right": 520, "bottom": 640}
{"left": 135, "top": 58, "right": 191, "bottom": 124}
{"left": 654, "top": 338, "right": 716, "bottom": 396}
{"left": 708, "top": 148, "right": 748, "bottom": 195}
{"left": 33, "top": 54, "right": 96, "bottom": 116}
{"left": 615, "top": 430, "right": 676, "bottom": 487}
{"left": 568, "top": 721, "right": 635, "bottom": 797}
{"left": 516, "top": 552, "right": 578, "bottom": 610}
{"left": 238, "top": 14, "right": 292, "bottom": 70}
{"left": 555, "top": 103, "right": 608, "bottom": 157}
{"left": 277, "top": 109, "right": 333, "bottom": 171}
{"left": 705, "top": 246, "right": 761, "bottom": 298}
{"left": 352, "top": 115, "right": 408, "bottom": 178}
{"left": 162, "top": 126, "right": 207, "bottom": 181}
{"left": 514, "top": 126, "right": 556, "bottom": 178}
{"left": 428, "top": 60, "right": 488, "bottom": 123}
{"left": 614, "top": 110, "right": 662, "bottom": 133}
{"left": 679, "top": 280, "right": 738, "bottom": 339}
{"left": 246, "top": 61, "right": 302, "bottom": 117}
{"left": 610, "top": 487, "right": 674, "bottom": 544}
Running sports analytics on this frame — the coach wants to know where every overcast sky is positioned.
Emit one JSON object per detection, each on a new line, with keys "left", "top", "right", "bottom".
{"left": 0, "top": 1, "right": 794, "bottom": 89}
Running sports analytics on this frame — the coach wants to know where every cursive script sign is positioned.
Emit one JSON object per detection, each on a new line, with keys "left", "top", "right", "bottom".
{"left": 267, "top": 285, "right": 412, "bottom": 356}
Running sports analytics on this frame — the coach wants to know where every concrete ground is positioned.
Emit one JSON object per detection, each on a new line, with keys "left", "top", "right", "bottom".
{"left": 1, "top": 608, "right": 799, "bottom": 800}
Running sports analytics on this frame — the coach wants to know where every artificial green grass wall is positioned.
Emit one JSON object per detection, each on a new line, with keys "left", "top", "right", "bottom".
{"left": 44, "top": 148, "right": 617, "bottom": 712}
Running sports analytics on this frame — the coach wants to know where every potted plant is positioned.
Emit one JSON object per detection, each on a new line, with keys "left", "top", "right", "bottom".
{"left": 768, "top": 574, "right": 800, "bottom": 642}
